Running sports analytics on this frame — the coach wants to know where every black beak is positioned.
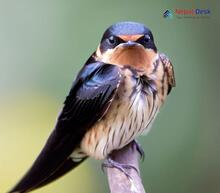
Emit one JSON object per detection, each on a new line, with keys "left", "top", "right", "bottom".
{"left": 121, "top": 41, "right": 139, "bottom": 48}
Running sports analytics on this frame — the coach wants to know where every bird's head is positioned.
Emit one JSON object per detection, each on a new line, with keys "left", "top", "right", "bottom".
{"left": 96, "top": 21, "right": 158, "bottom": 73}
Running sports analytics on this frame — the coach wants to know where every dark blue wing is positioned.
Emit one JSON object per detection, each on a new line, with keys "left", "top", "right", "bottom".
{"left": 9, "top": 62, "right": 122, "bottom": 193}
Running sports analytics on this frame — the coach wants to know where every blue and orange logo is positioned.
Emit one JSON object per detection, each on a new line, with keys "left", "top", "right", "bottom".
{"left": 163, "top": 8, "right": 211, "bottom": 19}
{"left": 163, "top": 10, "right": 173, "bottom": 18}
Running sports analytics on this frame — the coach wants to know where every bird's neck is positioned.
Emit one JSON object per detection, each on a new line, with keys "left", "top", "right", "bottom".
{"left": 95, "top": 46, "right": 158, "bottom": 75}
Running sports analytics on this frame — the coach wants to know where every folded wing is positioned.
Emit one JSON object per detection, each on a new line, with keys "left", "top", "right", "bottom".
{"left": 9, "top": 62, "right": 122, "bottom": 193}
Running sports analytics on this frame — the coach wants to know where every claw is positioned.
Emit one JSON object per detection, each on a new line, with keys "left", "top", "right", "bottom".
{"left": 102, "top": 158, "right": 138, "bottom": 179}
{"left": 133, "top": 140, "right": 145, "bottom": 161}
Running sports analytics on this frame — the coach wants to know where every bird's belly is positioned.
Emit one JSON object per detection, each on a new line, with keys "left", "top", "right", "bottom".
{"left": 80, "top": 72, "right": 159, "bottom": 160}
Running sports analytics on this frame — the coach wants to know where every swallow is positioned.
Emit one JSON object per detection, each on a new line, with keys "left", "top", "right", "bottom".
{"left": 9, "top": 21, "right": 175, "bottom": 193}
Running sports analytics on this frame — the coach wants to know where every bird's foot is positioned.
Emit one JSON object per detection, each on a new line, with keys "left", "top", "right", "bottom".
{"left": 102, "top": 158, "right": 138, "bottom": 179}
{"left": 133, "top": 140, "right": 145, "bottom": 161}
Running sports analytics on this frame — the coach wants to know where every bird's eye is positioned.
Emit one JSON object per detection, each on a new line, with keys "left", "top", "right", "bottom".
{"left": 107, "top": 36, "right": 117, "bottom": 45}
{"left": 143, "top": 34, "right": 151, "bottom": 43}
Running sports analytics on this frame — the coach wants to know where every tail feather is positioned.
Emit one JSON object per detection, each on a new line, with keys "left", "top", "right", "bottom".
{"left": 8, "top": 157, "right": 86, "bottom": 193}
{"left": 33, "top": 157, "right": 87, "bottom": 190}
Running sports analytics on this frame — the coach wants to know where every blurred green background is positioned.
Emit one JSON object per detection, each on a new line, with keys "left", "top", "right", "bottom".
{"left": 1, "top": 0, "right": 219, "bottom": 193}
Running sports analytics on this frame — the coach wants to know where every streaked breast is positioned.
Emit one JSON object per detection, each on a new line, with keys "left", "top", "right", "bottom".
{"left": 80, "top": 66, "right": 160, "bottom": 160}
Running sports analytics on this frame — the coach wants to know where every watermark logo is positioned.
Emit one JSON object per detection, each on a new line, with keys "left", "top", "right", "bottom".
{"left": 163, "top": 10, "right": 173, "bottom": 19}
{"left": 163, "top": 8, "right": 211, "bottom": 19}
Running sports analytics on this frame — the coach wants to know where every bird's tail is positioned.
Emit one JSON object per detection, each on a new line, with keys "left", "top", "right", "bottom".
{"left": 8, "top": 157, "right": 87, "bottom": 193}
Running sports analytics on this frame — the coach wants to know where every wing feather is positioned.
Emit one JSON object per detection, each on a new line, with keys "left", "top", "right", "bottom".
{"left": 9, "top": 62, "right": 122, "bottom": 193}
{"left": 159, "top": 53, "right": 175, "bottom": 94}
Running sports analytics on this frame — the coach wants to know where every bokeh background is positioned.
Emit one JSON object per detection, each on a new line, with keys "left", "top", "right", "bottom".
{"left": 1, "top": 0, "right": 219, "bottom": 193}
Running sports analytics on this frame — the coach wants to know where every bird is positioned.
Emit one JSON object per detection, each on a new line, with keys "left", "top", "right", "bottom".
{"left": 8, "top": 21, "right": 175, "bottom": 193}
